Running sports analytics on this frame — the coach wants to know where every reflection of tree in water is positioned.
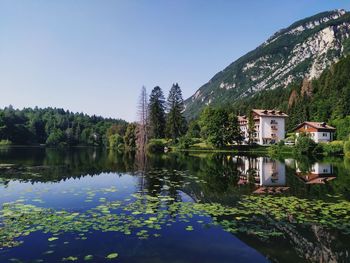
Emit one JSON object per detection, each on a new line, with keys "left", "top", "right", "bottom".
{"left": 295, "top": 154, "right": 316, "bottom": 173}
{"left": 1, "top": 148, "right": 350, "bottom": 262}
{"left": 0, "top": 147, "right": 138, "bottom": 184}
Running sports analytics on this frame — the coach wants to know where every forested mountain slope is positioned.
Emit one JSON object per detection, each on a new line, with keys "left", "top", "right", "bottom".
{"left": 232, "top": 54, "right": 350, "bottom": 138}
{"left": 185, "top": 9, "right": 350, "bottom": 119}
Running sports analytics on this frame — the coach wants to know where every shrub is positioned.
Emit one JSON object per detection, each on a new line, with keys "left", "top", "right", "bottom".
{"left": 191, "top": 138, "right": 202, "bottom": 144}
{"left": 46, "top": 129, "right": 66, "bottom": 146}
{"left": 147, "top": 139, "right": 165, "bottom": 153}
{"left": 344, "top": 139, "right": 350, "bottom": 158}
{"left": 318, "top": 141, "right": 344, "bottom": 156}
{"left": 177, "top": 136, "right": 193, "bottom": 149}
{"left": 186, "top": 121, "right": 201, "bottom": 138}
{"left": 108, "top": 134, "right": 124, "bottom": 150}
{"left": 294, "top": 133, "right": 317, "bottom": 154}
{"left": 277, "top": 140, "right": 285, "bottom": 147}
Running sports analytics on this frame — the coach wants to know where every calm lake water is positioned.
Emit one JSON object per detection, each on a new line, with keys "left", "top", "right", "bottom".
{"left": 0, "top": 147, "right": 349, "bottom": 262}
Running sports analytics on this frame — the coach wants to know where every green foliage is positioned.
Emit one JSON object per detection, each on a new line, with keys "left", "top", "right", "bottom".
{"left": 108, "top": 134, "right": 124, "bottom": 150}
{"left": 247, "top": 112, "right": 255, "bottom": 144}
{"left": 294, "top": 133, "right": 317, "bottom": 154}
{"left": 165, "top": 83, "right": 187, "bottom": 140}
{"left": 344, "top": 139, "right": 350, "bottom": 158}
{"left": 124, "top": 123, "right": 137, "bottom": 150}
{"left": 277, "top": 140, "right": 285, "bottom": 147}
{"left": 177, "top": 136, "right": 193, "bottom": 149}
{"left": 46, "top": 129, "right": 66, "bottom": 146}
{"left": 0, "top": 106, "right": 127, "bottom": 146}
{"left": 147, "top": 139, "right": 165, "bottom": 153}
{"left": 199, "top": 107, "right": 242, "bottom": 148}
{"left": 106, "top": 253, "right": 118, "bottom": 259}
{"left": 149, "top": 86, "right": 166, "bottom": 139}
{"left": 186, "top": 120, "right": 201, "bottom": 138}
{"left": 331, "top": 116, "right": 350, "bottom": 140}
{"left": 315, "top": 141, "right": 344, "bottom": 156}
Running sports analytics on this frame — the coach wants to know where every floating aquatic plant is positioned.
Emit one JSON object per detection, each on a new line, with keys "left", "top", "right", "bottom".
{"left": 106, "top": 253, "right": 118, "bottom": 259}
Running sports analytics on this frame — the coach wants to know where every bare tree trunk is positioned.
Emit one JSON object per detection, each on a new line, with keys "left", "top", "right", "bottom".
{"left": 137, "top": 86, "right": 149, "bottom": 152}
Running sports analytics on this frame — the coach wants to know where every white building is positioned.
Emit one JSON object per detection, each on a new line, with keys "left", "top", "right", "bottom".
{"left": 293, "top": 122, "right": 336, "bottom": 143}
{"left": 295, "top": 161, "right": 335, "bottom": 184}
{"left": 236, "top": 156, "right": 288, "bottom": 194}
{"left": 238, "top": 109, "right": 288, "bottom": 145}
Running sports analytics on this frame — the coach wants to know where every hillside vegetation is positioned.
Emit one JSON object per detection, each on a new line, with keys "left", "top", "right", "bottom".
{"left": 0, "top": 106, "right": 127, "bottom": 146}
{"left": 185, "top": 9, "right": 350, "bottom": 119}
{"left": 232, "top": 54, "right": 350, "bottom": 139}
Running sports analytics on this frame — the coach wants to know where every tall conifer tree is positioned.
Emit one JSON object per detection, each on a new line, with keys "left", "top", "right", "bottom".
{"left": 149, "top": 86, "right": 166, "bottom": 138}
{"left": 166, "top": 83, "right": 187, "bottom": 141}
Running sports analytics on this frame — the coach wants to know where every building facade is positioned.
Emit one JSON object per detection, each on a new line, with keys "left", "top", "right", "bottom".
{"left": 295, "top": 161, "right": 335, "bottom": 184}
{"left": 236, "top": 156, "right": 288, "bottom": 194}
{"left": 238, "top": 109, "right": 288, "bottom": 145}
{"left": 293, "top": 122, "right": 336, "bottom": 143}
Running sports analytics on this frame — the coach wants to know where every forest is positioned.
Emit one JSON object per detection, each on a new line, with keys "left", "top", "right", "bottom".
{"left": 0, "top": 106, "right": 127, "bottom": 146}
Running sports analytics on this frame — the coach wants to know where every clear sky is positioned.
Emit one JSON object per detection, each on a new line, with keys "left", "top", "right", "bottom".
{"left": 1, "top": 0, "right": 349, "bottom": 121}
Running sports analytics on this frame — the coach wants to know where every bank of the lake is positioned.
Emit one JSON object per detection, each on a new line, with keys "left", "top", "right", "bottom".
{"left": 167, "top": 137, "right": 349, "bottom": 158}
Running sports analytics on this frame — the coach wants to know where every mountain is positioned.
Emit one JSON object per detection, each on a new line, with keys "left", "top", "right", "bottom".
{"left": 229, "top": 54, "right": 350, "bottom": 137}
{"left": 184, "top": 9, "right": 350, "bottom": 119}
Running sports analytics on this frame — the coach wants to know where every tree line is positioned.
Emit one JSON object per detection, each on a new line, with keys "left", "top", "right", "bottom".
{"left": 108, "top": 83, "right": 188, "bottom": 151}
{"left": 0, "top": 83, "right": 255, "bottom": 150}
{"left": 0, "top": 106, "right": 127, "bottom": 146}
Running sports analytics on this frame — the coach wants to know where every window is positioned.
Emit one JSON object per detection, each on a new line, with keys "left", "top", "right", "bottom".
{"left": 270, "top": 120, "right": 278, "bottom": 124}
{"left": 322, "top": 133, "right": 328, "bottom": 137}
{"left": 323, "top": 169, "right": 328, "bottom": 173}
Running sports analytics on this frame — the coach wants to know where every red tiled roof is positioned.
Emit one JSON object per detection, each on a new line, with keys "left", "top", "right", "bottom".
{"left": 293, "top": 121, "right": 336, "bottom": 131}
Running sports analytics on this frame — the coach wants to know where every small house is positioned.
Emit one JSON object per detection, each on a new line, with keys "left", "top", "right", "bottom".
{"left": 293, "top": 122, "right": 336, "bottom": 143}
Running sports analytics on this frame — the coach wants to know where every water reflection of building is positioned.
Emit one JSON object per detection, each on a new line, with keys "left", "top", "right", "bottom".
{"left": 236, "top": 157, "right": 289, "bottom": 194}
{"left": 296, "top": 162, "right": 336, "bottom": 184}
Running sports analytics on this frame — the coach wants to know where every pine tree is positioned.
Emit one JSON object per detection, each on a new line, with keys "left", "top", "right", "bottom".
{"left": 165, "top": 83, "right": 187, "bottom": 141}
{"left": 149, "top": 86, "right": 166, "bottom": 138}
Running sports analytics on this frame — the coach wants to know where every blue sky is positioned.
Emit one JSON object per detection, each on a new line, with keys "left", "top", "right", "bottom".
{"left": 1, "top": 0, "right": 349, "bottom": 121}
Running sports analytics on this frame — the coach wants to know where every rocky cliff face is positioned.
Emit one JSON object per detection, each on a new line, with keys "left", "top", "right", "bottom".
{"left": 185, "top": 9, "right": 350, "bottom": 119}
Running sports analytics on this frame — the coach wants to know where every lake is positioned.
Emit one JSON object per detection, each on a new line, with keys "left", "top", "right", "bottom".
{"left": 0, "top": 147, "right": 349, "bottom": 262}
